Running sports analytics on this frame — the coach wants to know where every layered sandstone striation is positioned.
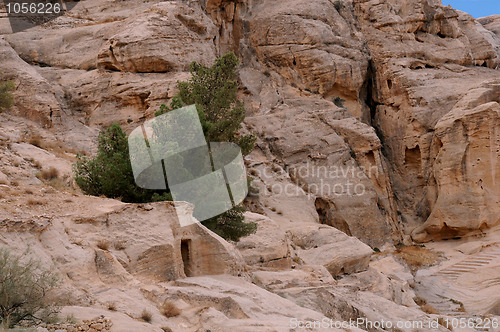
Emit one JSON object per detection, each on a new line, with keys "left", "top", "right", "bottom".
{"left": 351, "top": 0, "right": 500, "bottom": 241}
{"left": 0, "top": 0, "right": 499, "bottom": 330}
{"left": 2, "top": 0, "right": 497, "bottom": 243}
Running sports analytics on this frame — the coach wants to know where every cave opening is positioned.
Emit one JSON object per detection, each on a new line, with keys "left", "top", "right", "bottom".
{"left": 181, "top": 239, "right": 193, "bottom": 277}
{"left": 314, "top": 198, "right": 352, "bottom": 236}
{"left": 405, "top": 145, "right": 422, "bottom": 171}
{"left": 365, "top": 150, "right": 376, "bottom": 166}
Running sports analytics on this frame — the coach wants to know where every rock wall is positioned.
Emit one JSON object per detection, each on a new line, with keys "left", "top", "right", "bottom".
{"left": 237, "top": 0, "right": 499, "bottom": 243}
{"left": 0, "top": 0, "right": 499, "bottom": 246}
{"left": 351, "top": 0, "right": 500, "bottom": 241}
{"left": 0, "top": 191, "right": 244, "bottom": 307}
{"left": 1, "top": 1, "right": 217, "bottom": 131}
{"left": 1, "top": 0, "right": 500, "bottom": 329}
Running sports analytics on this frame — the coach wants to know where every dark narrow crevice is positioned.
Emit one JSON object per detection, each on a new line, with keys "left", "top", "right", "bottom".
{"left": 28, "top": 60, "right": 52, "bottom": 67}
{"left": 314, "top": 197, "right": 352, "bottom": 236}
{"left": 360, "top": 58, "right": 404, "bottom": 238}
{"left": 437, "top": 32, "right": 446, "bottom": 39}
{"left": 360, "top": 59, "right": 379, "bottom": 126}
{"left": 404, "top": 145, "right": 422, "bottom": 172}
{"left": 366, "top": 60, "right": 379, "bottom": 123}
{"left": 365, "top": 150, "right": 376, "bottom": 165}
{"left": 361, "top": 59, "right": 387, "bottom": 151}
{"left": 137, "top": 91, "right": 151, "bottom": 110}
{"left": 181, "top": 239, "right": 193, "bottom": 277}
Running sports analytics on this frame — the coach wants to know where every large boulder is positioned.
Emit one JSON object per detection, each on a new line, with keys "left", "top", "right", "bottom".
{"left": 359, "top": 256, "right": 417, "bottom": 307}
{"left": 70, "top": 202, "right": 246, "bottom": 281}
{"left": 236, "top": 212, "right": 291, "bottom": 269}
{"left": 477, "top": 15, "right": 500, "bottom": 61}
{"left": 96, "top": 3, "right": 217, "bottom": 73}
{"left": 4, "top": 2, "right": 217, "bottom": 73}
{"left": 287, "top": 224, "right": 373, "bottom": 276}
{"left": 0, "top": 37, "right": 60, "bottom": 127}
{"left": 478, "top": 15, "right": 500, "bottom": 40}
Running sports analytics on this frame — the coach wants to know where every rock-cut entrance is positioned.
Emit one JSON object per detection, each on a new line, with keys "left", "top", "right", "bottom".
{"left": 181, "top": 239, "right": 193, "bottom": 277}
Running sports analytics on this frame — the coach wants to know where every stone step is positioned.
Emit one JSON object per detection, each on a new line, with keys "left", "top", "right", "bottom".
{"left": 458, "top": 258, "right": 492, "bottom": 263}
{"left": 453, "top": 261, "right": 491, "bottom": 266}
{"left": 439, "top": 268, "right": 478, "bottom": 273}
{"left": 454, "top": 260, "right": 489, "bottom": 264}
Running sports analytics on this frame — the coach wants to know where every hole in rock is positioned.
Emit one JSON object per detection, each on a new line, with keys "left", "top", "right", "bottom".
{"left": 405, "top": 145, "right": 421, "bottom": 171}
{"left": 181, "top": 239, "right": 193, "bottom": 277}
{"left": 315, "top": 198, "right": 352, "bottom": 236}
{"left": 365, "top": 151, "right": 376, "bottom": 166}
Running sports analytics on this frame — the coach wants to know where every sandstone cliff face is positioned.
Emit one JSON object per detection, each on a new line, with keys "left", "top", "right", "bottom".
{"left": 0, "top": 37, "right": 60, "bottom": 127}
{"left": 1, "top": 0, "right": 500, "bottom": 329}
{"left": 240, "top": 0, "right": 500, "bottom": 243}
{"left": 350, "top": 0, "right": 500, "bottom": 241}
{"left": 0, "top": 123, "right": 374, "bottom": 329}
{"left": 2, "top": 1, "right": 216, "bottom": 131}
{"left": 1, "top": 0, "right": 498, "bottom": 245}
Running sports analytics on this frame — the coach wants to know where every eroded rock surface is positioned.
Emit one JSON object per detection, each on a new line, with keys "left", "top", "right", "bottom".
{"left": 287, "top": 224, "right": 373, "bottom": 276}
{"left": 1, "top": 0, "right": 500, "bottom": 330}
{"left": 350, "top": 0, "right": 500, "bottom": 241}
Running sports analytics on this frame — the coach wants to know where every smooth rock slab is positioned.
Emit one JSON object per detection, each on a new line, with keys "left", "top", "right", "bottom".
{"left": 288, "top": 224, "right": 373, "bottom": 276}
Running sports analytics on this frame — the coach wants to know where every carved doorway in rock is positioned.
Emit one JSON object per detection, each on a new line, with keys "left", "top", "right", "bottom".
{"left": 181, "top": 239, "right": 193, "bottom": 277}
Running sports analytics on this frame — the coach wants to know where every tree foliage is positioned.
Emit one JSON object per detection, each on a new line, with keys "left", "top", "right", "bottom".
{"left": 0, "top": 75, "right": 15, "bottom": 112}
{"left": 0, "top": 248, "right": 58, "bottom": 329}
{"left": 333, "top": 96, "right": 345, "bottom": 108}
{"left": 73, "top": 124, "right": 172, "bottom": 203}
{"left": 157, "top": 52, "right": 257, "bottom": 241}
{"left": 73, "top": 52, "right": 256, "bottom": 241}
{"left": 156, "top": 52, "right": 256, "bottom": 155}
{"left": 202, "top": 205, "right": 257, "bottom": 242}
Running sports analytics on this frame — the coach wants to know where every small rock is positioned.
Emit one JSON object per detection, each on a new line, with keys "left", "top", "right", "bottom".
{"left": 91, "top": 323, "right": 103, "bottom": 331}
{"left": 0, "top": 171, "right": 9, "bottom": 185}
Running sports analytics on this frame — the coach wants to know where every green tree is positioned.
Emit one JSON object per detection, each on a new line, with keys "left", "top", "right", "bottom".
{"left": 73, "top": 53, "right": 256, "bottom": 241}
{"left": 0, "top": 248, "right": 59, "bottom": 329}
{"left": 73, "top": 124, "right": 171, "bottom": 203}
{"left": 0, "top": 75, "right": 15, "bottom": 112}
{"left": 202, "top": 205, "right": 257, "bottom": 242}
{"left": 157, "top": 52, "right": 257, "bottom": 241}
{"left": 156, "top": 52, "right": 256, "bottom": 155}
